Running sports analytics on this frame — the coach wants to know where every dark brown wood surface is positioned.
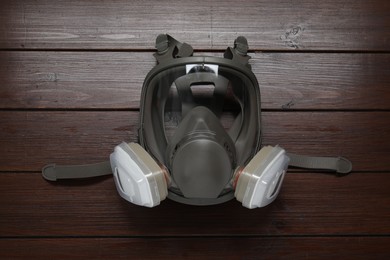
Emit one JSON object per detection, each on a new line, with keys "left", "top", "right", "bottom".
{"left": 1, "top": 237, "right": 389, "bottom": 259}
{"left": 1, "top": 172, "right": 389, "bottom": 236}
{"left": 0, "top": 0, "right": 389, "bottom": 259}
{"left": 1, "top": 51, "right": 389, "bottom": 110}
{"left": 0, "top": 111, "right": 389, "bottom": 171}
{"left": 1, "top": 0, "right": 389, "bottom": 51}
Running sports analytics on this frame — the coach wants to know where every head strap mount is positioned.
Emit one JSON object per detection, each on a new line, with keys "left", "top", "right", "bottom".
{"left": 154, "top": 34, "right": 194, "bottom": 64}
{"left": 224, "top": 36, "right": 251, "bottom": 69}
{"left": 154, "top": 34, "right": 251, "bottom": 69}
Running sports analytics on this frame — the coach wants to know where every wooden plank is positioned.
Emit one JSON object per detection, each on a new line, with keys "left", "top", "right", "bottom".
{"left": 0, "top": 237, "right": 389, "bottom": 259}
{"left": 256, "top": 53, "right": 390, "bottom": 110}
{"left": 0, "top": 0, "right": 389, "bottom": 51}
{"left": 0, "top": 111, "right": 389, "bottom": 171}
{"left": 0, "top": 111, "right": 136, "bottom": 170}
{"left": 263, "top": 111, "right": 390, "bottom": 171}
{"left": 0, "top": 51, "right": 153, "bottom": 109}
{"left": 1, "top": 51, "right": 389, "bottom": 110}
{"left": 0, "top": 172, "right": 389, "bottom": 236}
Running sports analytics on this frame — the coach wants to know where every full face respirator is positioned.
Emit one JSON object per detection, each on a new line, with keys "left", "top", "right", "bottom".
{"left": 42, "top": 34, "right": 352, "bottom": 209}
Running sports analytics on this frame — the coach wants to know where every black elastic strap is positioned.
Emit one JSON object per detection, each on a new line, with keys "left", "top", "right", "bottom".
{"left": 287, "top": 153, "right": 352, "bottom": 174}
{"left": 42, "top": 161, "right": 112, "bottom": 181}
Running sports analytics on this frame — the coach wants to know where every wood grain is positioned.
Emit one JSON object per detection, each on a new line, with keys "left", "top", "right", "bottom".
{"left": 0, "top": 172, "right": 389, "bottom": 237}
{"left": 0, "top": 0, "right": 389, "bottom": 258}
{"left": 0, "top": 237, "right": 389, "bottom": 259}
{"left": 0, "top": 0, "right": 389, "bottom": 51}
{"left": 0, "top": 111, "right": 389, "bottom": 171}
{"left": 1, "top": 51, "right": 389, "bottom": 110}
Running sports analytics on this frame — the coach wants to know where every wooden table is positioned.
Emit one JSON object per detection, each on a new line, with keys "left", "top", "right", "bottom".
{"left": 1, "top": 0, "right": 389, "bottom": 258}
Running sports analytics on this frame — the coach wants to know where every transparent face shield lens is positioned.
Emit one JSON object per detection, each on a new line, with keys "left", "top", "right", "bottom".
{"left": 163, "top": 64, "right": 244, "bottom": 142}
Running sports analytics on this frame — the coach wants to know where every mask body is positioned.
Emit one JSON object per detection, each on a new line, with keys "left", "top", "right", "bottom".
{"left": 138, "top": 35, "right": 262, "bottom": 205}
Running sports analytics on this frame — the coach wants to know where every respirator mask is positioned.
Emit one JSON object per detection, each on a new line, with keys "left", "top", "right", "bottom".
{"left": 42, "top": 35, "right": 352, "bottom": 209}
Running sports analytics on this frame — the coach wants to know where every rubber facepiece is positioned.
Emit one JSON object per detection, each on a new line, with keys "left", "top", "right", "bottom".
{"left": 167, "top": 106, "right": 236, "bottom": 199}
